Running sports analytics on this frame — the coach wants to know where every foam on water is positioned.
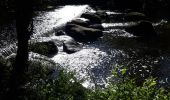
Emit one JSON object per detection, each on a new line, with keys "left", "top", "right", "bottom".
{"left": 52, "top": 47, "right": 108, "bottom": 88}
{"left": 102, "top": 22, "right": 136, "bottom": 29}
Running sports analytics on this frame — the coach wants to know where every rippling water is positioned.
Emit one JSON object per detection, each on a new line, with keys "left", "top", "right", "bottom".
{"left": 32, "top": 5, "right": 92, "bottom": 38}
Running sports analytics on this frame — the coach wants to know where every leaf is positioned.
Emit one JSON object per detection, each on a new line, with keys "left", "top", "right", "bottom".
{"left": 149, "top": 81, "right": 156, "bottom": 87}
{"left": 112, "top": 70, "right": 118, "bottom": 77}
{"left": 121, "top": 68, "right": 127, "bottom": 75}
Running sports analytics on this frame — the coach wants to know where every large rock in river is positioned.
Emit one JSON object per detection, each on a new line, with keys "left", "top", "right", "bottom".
{"left": 65, "top": 24, "right": 103, "bottom": 42}
{"left": 125, "top": 21, "right": 157, "bottom": 37}
{"left": 63, "top": 39, "right": 83, "bottom": 54}
{"left": 81, "top": 12, "right": 101, "bottom": 24}
{"left": 29, "top": 41, "right": 58, "bottom": 57}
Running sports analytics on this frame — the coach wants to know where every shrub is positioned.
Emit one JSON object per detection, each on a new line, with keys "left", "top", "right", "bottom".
{"left": 88, "top": 66, "right": 170, "bottom": 100}
{"left": 25, "top": 70, "right": 88, "bottom": 100}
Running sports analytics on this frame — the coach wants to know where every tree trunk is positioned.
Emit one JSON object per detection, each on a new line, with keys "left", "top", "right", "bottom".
{"left": 6, "top": 0, "right": 33, "bottom": 99}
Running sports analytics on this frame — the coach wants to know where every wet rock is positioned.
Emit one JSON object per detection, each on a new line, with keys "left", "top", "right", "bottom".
{"left": 89, "top": 24, "right": 104, "bottom": 30}
{"left": 81, "top": 12, "right": 101, "bottom": 24}
{"left": 55, "top": 30, "right": 66, "bottom": 36}
{"left": 68, "top": 18, "right": 90, "bottom": 27}
{"left": 63, "top": 39, "right": 82, "bottom": 54}
{"left": 124, "top": 12, "right": 147, "bottom": 21}
{"left": 96, "top": 10, "right": 108, "bottom": 19}
{"left": 65, "top": 24, "right": 103, "bottom": 42}
{"left": 29, "top": 41, "right": 58, "bottom": 57}
{"left": 125, "top": 21, "right": 157, "bottom": 37}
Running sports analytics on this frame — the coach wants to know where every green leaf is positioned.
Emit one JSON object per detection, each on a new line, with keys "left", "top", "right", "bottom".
{"left": 112, "top": 70, "right": 118, "bottom": 77}
{"left": 149, "top": 81, "right": 156, "bottom": 87}
{"left": 121, "top": 68, "right": 127, "bottom": 75}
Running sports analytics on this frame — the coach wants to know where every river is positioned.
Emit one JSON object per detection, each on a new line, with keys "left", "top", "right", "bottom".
{"left": 1, "top": 5, "right": 170, "bottom": 89}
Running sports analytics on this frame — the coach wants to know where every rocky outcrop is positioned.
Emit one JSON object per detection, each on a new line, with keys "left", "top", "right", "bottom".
{"left": 63, "top": 39, "right": 82, "bottom": 54}
{"left": 125, "top": 21, "right": 157, "bottom": 37}
{"left": 81, "top": 12, "right": 102, "bottom": 24}
{"left": 65, "top": 24, "right": 103, "bottom": 42}
{"left": 29, "top": 41, "right": 58, "bottom": 57}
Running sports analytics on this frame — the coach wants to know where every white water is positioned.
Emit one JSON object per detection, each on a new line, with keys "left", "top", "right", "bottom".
{"left": 33, "top": 5, "right": 91, "bottom": 38}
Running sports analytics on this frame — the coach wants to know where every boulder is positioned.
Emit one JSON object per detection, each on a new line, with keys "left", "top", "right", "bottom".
{"left": 124, "top": 12, "right": 147, "bottom": 21}
{"left": 68, "top": 18, "right": 90, "bottom": 27}
{"left": 125, "top": 21, "right": 157, "bottom": 37}
{"left": 63, "top": 39, "right": 82, "bottom": 54}
{"left": 89, "top": 24, "right": 104, "bottom": 30}
{"left": 96, "top": 10, "right": 108, "bottom": 19}
{"left": 55, "top": 30, "right": 66, "bottom": 36}
{"left": 81, "top": 13, "right": 101, "bottom": 24}
{"left": 65, "top": 24, "right": 103, "bottom": 42}
{"left": 29, "top": 41, "right": 58, "bottom": 57}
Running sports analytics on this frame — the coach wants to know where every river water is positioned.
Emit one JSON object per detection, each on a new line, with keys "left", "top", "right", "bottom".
{"left": 1, "top": 5, "right": 170, "bottom": 89}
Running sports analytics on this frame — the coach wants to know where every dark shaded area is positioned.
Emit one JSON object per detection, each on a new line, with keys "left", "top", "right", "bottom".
{"left": 0, "top": 0, "right": 33, "bottom": 99}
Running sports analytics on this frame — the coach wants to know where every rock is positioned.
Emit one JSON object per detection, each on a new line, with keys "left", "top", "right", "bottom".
{"left": 55, "top": 30, "right": 66, "bottom": 36}
{"left": 96, "top": 10, "right": 108, "bottom": 19}
{"left": 68, "top": 18, "right": 90, "bottom": 27}
{"left": 65, "top": 24, "right": 103, "bottom": 42}
{"left": 63, "top": 39, "right": 82, "bottom": 54}
{"left": 89, "top": 24, "right": 104, "bottom": 30}
{"left": 124, "top": 12, "right": 147, "bottom": 21}
{"left": 81, "top": 13, "right": 101, "bottom": 24}
{"left": 29, "top": 41, "right": 58, "bottom": 57}
{"left": 125, "top": 21, "right": 157, "bottom": 37}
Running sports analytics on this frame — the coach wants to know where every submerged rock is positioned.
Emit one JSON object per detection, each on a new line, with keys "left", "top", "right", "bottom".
{"left": 65, "top": 24, "right": 103, "bottom": 42}
{"left": 29, "top": 41, "right": 58, "bottom": 57}
{"left": 125, "top": 21, "right": 157, "bottom": 37}
{"left": 63, "top": 39, "right": 83, "bottom": 54}
{"left": 81, "top": 12, "right": 101, "bottom": 24}
{"left": 124, "top": 12, "right": 147, "bottom": 21}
